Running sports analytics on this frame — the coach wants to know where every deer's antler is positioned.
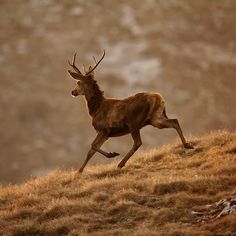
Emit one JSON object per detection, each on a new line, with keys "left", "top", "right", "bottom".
{"left": 85, "top": 50, "right": 105, "bottom": 75}
{"left": 68, "top": 53, "right": 82, "bottom": 74}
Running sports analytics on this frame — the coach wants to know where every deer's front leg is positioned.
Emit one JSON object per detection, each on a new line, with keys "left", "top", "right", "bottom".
{"left": 118, "top": 130, "right": 142, "bottom": 169}
{"left": 79, "top": 133, "right": 107, "bottom": 173}
{"left": 92, "top": 146, "right": 120, "bottom": 158}
{"left": 91, "top": 131, "right": 119, "bottom": 158}
{"left": 79, "top": 132, "right": 119, "bottom": 173}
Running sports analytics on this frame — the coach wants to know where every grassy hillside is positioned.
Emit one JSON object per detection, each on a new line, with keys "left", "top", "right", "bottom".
{"left": 0, "top": 131, "right": 236, "bottom": 236}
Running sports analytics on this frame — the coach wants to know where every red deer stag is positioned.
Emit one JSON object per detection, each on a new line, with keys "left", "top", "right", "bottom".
{"left": 68, "top": 50, "right": 193, "bottom": 173}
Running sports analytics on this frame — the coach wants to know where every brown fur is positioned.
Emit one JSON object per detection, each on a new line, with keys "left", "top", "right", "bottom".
{"left": 68, "top": 51, "right": 193, "bottom": 172}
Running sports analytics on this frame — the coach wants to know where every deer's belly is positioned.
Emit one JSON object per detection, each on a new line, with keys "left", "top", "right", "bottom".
{"left": 108, "top": 125, "right": 130, "bottom": 137}
{"left": 93, "top": 121, "right": 130, "bottom": 137}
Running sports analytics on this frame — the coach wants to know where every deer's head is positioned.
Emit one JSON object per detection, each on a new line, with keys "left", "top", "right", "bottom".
{"left": 68, "top": 50, "right": 105, "bottom": 97}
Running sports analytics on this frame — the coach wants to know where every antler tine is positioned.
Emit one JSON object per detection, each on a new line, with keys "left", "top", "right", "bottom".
{"left": 93, "top": 56, "right": 97, "bottom": 64}
{"left": 86, "top": 50, "right": 105, "bottom": 75}
{"left": 83, "top": 64, "right": 87, "bottom": 74}
{"left": 68, "top": 53, "right": 82, "bottom": 74}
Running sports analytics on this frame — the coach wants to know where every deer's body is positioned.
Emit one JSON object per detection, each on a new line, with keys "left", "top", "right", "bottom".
{"left": 68, "top": 51, "right": 193, "bottom": 172}
{"left": 91, "top": 92, "right": 164, "bottom": 137}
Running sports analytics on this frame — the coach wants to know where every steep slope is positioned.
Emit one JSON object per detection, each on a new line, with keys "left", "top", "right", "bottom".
{"left": 0, "top": 131, "right": 236, "bottom": 236}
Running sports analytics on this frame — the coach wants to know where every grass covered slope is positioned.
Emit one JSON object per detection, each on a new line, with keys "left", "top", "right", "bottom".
{"left": 0, "top": 131, "right": 236, "bottom": 236}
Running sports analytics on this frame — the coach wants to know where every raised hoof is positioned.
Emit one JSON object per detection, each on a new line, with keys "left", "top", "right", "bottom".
{"left": 184, "top": 142, "right": 194, "bottom": 149}
{"left": 107, "top": 152, "right": 120, "bottom": 158}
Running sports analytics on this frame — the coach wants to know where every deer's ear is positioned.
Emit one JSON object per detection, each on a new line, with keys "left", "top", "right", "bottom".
{"left": 68, "top": 70, "right": 85, "bottom": 81}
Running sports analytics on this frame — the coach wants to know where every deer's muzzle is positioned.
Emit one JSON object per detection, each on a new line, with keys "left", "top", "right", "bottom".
{"left": 71, "top": 90, "right": 79, "bottom": 97}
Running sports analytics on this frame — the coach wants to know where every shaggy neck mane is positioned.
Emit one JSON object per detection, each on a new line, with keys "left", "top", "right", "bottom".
{"left": 84, "top": 80, "right": 104, "bottom": 116}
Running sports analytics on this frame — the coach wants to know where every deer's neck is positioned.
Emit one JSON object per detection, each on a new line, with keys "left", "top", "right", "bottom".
{"left": 84, "top": 82, "right": 104, "bottom": 116}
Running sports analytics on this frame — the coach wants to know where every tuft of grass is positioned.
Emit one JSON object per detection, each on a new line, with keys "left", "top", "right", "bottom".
{"left": 0, "top": 130, "right": 236, "bottom": 235}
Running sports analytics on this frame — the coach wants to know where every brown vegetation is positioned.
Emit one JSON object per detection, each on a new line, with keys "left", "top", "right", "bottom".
{"left": 0, "top": 130, "right": 236, "bottom": 235}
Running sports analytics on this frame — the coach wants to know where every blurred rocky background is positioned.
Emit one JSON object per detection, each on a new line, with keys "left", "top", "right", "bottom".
{"left": 0, "top": 0, "right": 235, "bottom": 184}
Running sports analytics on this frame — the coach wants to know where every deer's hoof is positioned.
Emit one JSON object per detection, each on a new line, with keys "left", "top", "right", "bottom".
{"left": 117, "top": 162, "right": 125, "bottom": 169}
{"left": 184, "top": 142, "right": 194, "bottom": 149}
{"left": 108, "top": 152, "right": 120, "bottom": 158}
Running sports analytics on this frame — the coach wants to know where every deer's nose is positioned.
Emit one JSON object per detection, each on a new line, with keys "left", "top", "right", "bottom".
{"left": 71, "top": 90, "right": 78, "bottom": 97}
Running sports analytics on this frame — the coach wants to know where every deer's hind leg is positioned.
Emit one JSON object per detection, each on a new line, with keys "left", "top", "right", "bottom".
{"left": 151, "top": 109, "right": 193, "bottom": 149}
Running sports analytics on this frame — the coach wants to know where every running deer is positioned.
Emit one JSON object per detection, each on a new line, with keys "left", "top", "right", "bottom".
{"left": 68, "top": 50, "right": 193, "bottom": 173}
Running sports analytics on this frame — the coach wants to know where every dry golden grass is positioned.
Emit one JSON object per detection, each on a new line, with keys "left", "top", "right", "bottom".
{"left": 0, "top": 130, "right": 236, "bottom": 236}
